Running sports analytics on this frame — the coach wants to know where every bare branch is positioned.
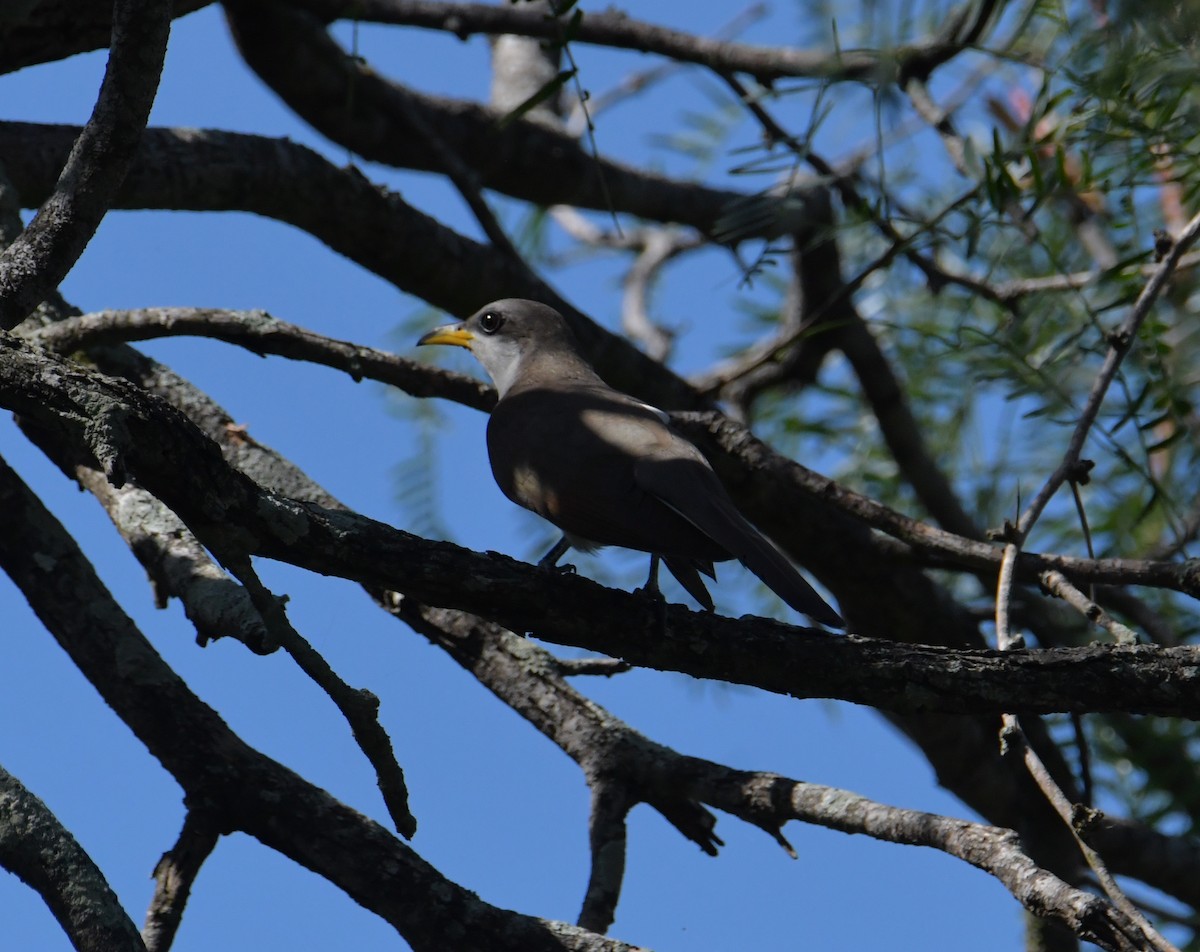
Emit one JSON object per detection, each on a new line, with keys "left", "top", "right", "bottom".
{"left": 1018, "top": 207, "right": 1200, "bottom": 540}
{"left": 996, "top": 543, "right": 1024, "bottom": 649}
{"left": 579, "top": 785, "right": 631, "bottom": 934}
{"left": 224, "top": 557, "right": 417, "bottom": 838}
{"left": 287, "top": 0, "right": 992, "bottom": 86}
{"left": 28, "top": 307, "right": 495, "bottom": 412}
{"left": 1001, "top": 723, "right": 1177, "bottom": 952}
{"left": 1040, "top": 571, "right": 1139, "bottom": 645}
{"left": 547, "top": 209, "right": 702, "bottom": 361}
{"left": 395, "top": 602, "right": 1156, "bottom": 951}
{"left": 0, "top": 763, "right": 147, "bottom": 952}
{"left": 0, "top": 0, "right": 171, "bottom": 328}
{"left": 7, "top": 333, "right": 1200, "bottom": 718}
{"left": 0, "top": 454, "right": 639, "bottom": 952}
{"left": 778, "top": 772, "right": 1148, "bottom": 952}
{"left": 142, "top": 812, "right": 220, "bottom": 952}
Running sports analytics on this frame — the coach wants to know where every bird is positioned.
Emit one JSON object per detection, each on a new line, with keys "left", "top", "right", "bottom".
{"left": 418, "top": 299, "right": 844, "bottom": 628}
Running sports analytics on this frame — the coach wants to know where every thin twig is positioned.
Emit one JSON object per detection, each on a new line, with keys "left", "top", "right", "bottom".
{"left": 28, "top": 307, "right": 495, "bottom": 411}
{"left": 1017, "top": 208, "right": 1200, "bottom": 540}
{"left": 289, "top": 0, "right": 985, "bottom": 85}
{"left": 1039, "top": 571, "right": 1139, "bottom": 645}
{"left": 995, "top": 542, "right": 1023, "bottom": 650}
{"left": 1002, "top": 719, "right": 1178, "bottom": 952}
{"left": 224, "top": 558, "right": 417, "bottom": 838}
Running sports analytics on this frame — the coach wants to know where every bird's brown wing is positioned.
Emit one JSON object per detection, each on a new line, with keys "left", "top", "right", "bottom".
{"left": 634, "top": 455, "right": 845, "bottom": 627}
{"left": 488, "top": 387, "right": 727, "bottom": 558}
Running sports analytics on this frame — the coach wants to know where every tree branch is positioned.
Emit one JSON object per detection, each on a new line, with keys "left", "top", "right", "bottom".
{"left": 1018, "top": 207, "right": 1200, "bottom": 539}
{"left": 392, "top": 601, "right": 1157, "bottom": 952}
{"left": 7, "top": 331, "right": 1200, "bottom": 718}
{"left": 288, "top": 0, "right": 991, "bottom": 86}
{"left": 0, "top": 0, "right": 171, "bottom": 328}
{"left": 0, "top": 453, "right": 640, "bottom": 952}
{"left": 0, "top": 763, "right": 147, "bottom": 952}
{"left": 142, "top": 811, "right": 220, "bottom": 952}
{"left": 223, "top": 556, "right": 417, "bottom": 837}
{"left": 29, "top": 306, "right": 496, "bottom": 412}
{"left": 0, "top": 0, "right": 207, "bottom": 74}
{"left": 0, "top": 120, "right": 710, "bottom": 409}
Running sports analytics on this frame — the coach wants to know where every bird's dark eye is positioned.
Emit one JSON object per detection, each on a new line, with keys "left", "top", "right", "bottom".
{"left": 478, "top": 311, "right": 503, "bottom": 335}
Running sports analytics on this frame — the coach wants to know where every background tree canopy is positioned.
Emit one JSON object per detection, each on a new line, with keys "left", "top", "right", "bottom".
{"left": 1, "top": 1, "right": 1199, "bottom": 950}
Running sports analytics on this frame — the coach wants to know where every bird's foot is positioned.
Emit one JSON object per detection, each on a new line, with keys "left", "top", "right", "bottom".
{"left": 634, "top": 583, "right": 668, "bottom": 635}
{"left": 550, "top": 562, "right": 577, "bottom": 575}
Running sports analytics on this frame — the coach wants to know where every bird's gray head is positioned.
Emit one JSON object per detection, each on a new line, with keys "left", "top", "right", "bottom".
{"left": 417, "top": 299, "right": 586, "bottom": 397}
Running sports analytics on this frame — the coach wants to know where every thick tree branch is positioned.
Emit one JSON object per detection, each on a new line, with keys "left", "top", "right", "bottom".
{"left": 4, "top": 332, "right": 1200, "bottom": 719}
{"left": 220, "top": 0, "right": 824, "bottom": 243}
{"left": 38, "top": 307, "right": 1196, "bottom": 613}
{"left": 0, "top": 0, "right": 208, "bottom": 74}
{"left": 0, "top": 454, "right": 640, "bottom": 952}
{"left": 393, "top": 603, "right": 1155, "bottom": 951}
{"left": 0, "top": 0, "right": 171, "bottom": 328}
{"left": 0, "top": 764, "right": 147, "bottom": 952}
{"left": 0, "top": 120, "right": 711, "bottom": 409}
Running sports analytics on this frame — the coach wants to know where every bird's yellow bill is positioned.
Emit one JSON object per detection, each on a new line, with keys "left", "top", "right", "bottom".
{"left": 417, "top": 324, "right": 474, "bottom": 349}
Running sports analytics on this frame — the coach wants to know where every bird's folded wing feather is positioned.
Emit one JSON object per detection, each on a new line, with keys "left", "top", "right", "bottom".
{"left": 635, "top": 457, "right": 844, "bottom": 627}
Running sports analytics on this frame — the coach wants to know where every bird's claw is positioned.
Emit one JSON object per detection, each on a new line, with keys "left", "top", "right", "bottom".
{"left": 634, "top": 583, "right": 668, "bottom": 634}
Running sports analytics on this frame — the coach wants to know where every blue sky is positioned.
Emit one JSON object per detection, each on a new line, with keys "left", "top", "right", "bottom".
{"left": 0, "top": 3, "right": 1026, "bottom": 949}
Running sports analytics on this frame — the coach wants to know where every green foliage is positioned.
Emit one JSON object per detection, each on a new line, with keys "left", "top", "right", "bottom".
{"left": 694, "top": 2, "right": 1200, "bottom": 876}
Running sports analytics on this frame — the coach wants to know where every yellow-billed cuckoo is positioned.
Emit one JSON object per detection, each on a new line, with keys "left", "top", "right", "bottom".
{"left": 418, "top": 299, "right": 843, "bottom": 628}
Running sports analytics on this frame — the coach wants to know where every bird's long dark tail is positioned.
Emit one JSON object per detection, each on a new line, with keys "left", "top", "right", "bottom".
{"left": 642, "top": 461, "right": 844, "bottom": 628}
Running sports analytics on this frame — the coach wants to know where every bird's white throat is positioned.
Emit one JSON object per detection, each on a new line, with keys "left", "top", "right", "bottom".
{"left": 469, "top": 335, "right": 525, "bottom": 398}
